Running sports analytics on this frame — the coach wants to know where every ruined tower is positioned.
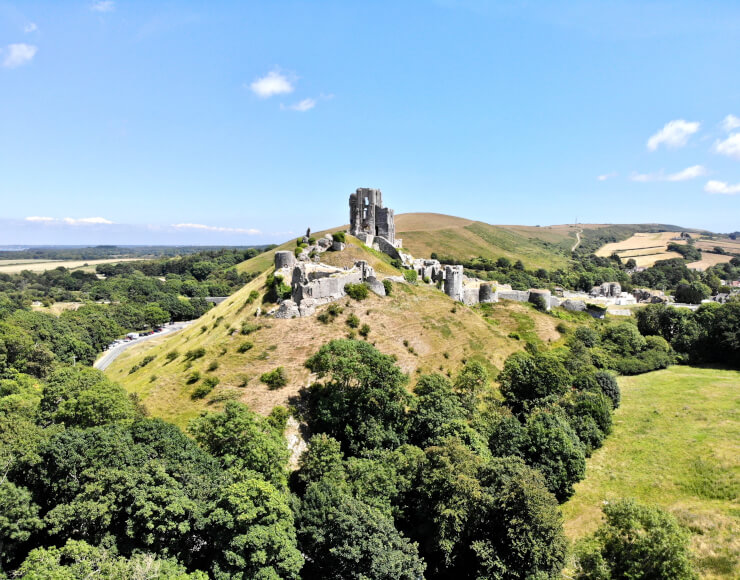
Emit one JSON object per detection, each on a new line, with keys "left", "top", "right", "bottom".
{"left": 349, "top": 188, "right": 395, "bottom": 244}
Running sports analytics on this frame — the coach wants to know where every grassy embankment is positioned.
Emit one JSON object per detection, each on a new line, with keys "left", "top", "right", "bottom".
{"left": 106, "top": 237, "right": 567, "bottom": 428}
{"left": 563, "top": 365, "right": 740, "bottom": 579}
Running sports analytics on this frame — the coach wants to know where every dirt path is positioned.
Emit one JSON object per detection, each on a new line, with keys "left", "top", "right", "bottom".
{"left": 571, "top": 229, "right": 583, "bottom": 252}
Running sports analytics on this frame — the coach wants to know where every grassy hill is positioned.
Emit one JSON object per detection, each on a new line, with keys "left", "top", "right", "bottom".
{"left": 562, "top": 366, "right": 740, "bottom": 579}
{"left": 105, "top": 240, "right": 566, "bottom": 427}
{"left": 395, "top": 213, "right": 578, "bottom": 269}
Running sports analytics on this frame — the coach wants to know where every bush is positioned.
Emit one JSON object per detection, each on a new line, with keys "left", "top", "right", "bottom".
{"left": 260, "top": 366, "right": 288, "bottom": 389}
{"left": 186, "top": 371, "right": 201, "bottom": 384}
{"left": 346, "top": 314, "right": 360, "bottom": 328}
{"left": 575, "top": 499, "right": 697, "bottom": 580}
{"left": 531, "top": 294, "right": 548, "bottom": 312}
{"left": 573, "top": 326, "right": 600, "bottom": 348}
{"left": 184, "top": 347, "right": 206, "bottom": 360}
{"left": 241, "top": 321, "right": 261, "bottom": 335}
{"left": 403, "top": 269, "right": 418, "bottom": 284}
{"left": 359, "top": 323, "right": 371, "bottom": 338}
{"left": 382, "top": 279, "right": 392, "bottom": 295}
{"left": 556, "top": 322, "right": 569, "bottom": 334}
{"left": 332, "top": 231, "right": 346, "bottom": 243}
{"left": 165, "top": 350, "right": 179, "bottom": 363}
{"left": 192, "top": 376, "right": 219, "bottom": 399}
{"left": 246, "top": 290, "right": 260, "bottom": 304}
{"left": 594, "top": 370, "right": 620, "bottom": 408}
{"left": 345, "top": 283, "right": 369, "bottom": 301}
{"left": 207, "top": 361, "right": 219, "bottom": 372}
{"left": 294, "top": 246, "right": 303, "bottom": 257}
{"left": 237, "top": 341, "right": 254, "bottom": 353}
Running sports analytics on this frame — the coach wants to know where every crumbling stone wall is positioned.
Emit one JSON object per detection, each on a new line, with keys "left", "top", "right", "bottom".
{"left": 349, "top": 187, "right": 397, "bottom": 246}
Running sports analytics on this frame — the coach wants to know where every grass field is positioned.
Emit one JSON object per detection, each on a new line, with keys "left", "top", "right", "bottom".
{"left": 0, "top": 257, "right": 142, "bottom": 274}
{"left": 107, "top": 241, "right": 569, "bottom": 427}
{"left": 562, "top": 366, "right": 740, "bottom": 579}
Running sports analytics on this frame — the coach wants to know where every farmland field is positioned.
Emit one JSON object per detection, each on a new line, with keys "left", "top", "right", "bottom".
{"left": 0, "top": 257, "right": 142, "bottom": 274}
{"left": 562, "top": 366, "right": 740, "bottom": 579}
{"left": 596, "top": 231, "right": 690, "bottom": 266}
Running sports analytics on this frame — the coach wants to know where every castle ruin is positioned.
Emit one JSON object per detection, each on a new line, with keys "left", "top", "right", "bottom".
{"left": 349, "top": 188, "right": 401, "bottom": 248}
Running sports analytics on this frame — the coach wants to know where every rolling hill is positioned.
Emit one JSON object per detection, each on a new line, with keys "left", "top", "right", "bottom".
{"left": 105, "top": 237, "right": 569, "bottom": 426}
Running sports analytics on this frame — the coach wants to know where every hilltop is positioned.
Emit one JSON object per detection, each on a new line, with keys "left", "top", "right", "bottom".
{"left": 105, "top": 236, "right": 568, "bottom": 426}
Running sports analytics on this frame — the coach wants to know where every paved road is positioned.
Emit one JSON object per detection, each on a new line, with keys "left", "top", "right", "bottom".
{"left": 94, "top": 321, "right": 192, "bottom": 371}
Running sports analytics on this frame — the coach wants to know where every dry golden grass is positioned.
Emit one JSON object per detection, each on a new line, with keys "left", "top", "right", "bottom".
{"left": 0, "top": 257, "right": 142, "bottom": 274}
{"left": 106, "top": 245, "right": 565, "bottom": 427}
{"left": 31, "top": 302, "right": 83, "bottom": 315}
{"left": 395, "top": 213, "right": 474, "bottom": 231}
{"left": 687, "top": 253, "right": 736, "bottom": 270}
{"left": 596, "top": 232, "right": 695, "bottom": 267}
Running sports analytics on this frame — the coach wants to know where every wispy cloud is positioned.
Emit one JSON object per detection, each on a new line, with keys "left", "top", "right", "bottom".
{"left": 647, "top": 119, "right": 700, "bottom": 151}
{"left": 25, "top": 216, "right": 114, "bottom": 225}
{"left": 172, "top": 223, "right": 261, "bottom": 235}
{"left": 721, "top": 115, "right": 740, "bottom": 132}
{"left": 705, "top": 180, "right": 740, "bottom": 195}
{"left": 91, "top": 0, "right": 115, "bottom": 12}
{"left": 281, "top": 98, "right": 316, "bottom": 112}
{"left": 631, "top": 165, "right": 707, "bottom": 182}
{"left": 24, "top": 23, "right": 38, "bottom": 33}
{"left": 249, "top": 69, "right": 294, "bottom": 98}
{"left": 2, "top": 43, "right": 38, "bottom": 68}
{"left": 597, "top": 172, "right": 617, "bottom": 181}
{"left": 714, "top": 133, "right": 740, "bottom": 159}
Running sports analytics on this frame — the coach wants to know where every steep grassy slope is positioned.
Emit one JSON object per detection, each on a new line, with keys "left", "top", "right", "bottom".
{"left": 395, "top": 213, "right": 578, "bottom": 269}
{"left": 562, "top": 366, "right": 740, "bottom": 579}
{"left": 105, "top": 243, "right": 565, "bottom": 427}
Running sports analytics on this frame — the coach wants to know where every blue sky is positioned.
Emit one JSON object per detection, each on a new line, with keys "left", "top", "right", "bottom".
{"left": 1, "top": 0, "right": 740, "bottom": 245}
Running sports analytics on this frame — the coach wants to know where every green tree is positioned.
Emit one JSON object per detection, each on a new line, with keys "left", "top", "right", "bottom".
{"left": 523, "top": 408, "right": 586, "bottom": 501}
{"left": 189, "top": 402, "right": 289, "bottom": 488}
{"left": 303, "top": 340, "right": 411, "bottom": 455}
{"left": 143, "top": 303, "right": 170, "bottom": 328}
{"left": 298, "top": 479, "right": 425, "bottom": 580}
{"left": 408, "top": 374, "right": 469, "bottom": 449}
{"left": 15, "top": 539, "right": 207, "bottom": 579}
{"left": 208, "top": 475, "right": 303, "bottom": 579}
{"left": 0, "top": 481, "right": 43, "bottom": 571}
{"left": 498, "top": 352, "right": 572, "bottom": 414}
{"left": 674, "top": 281, "right": 711, "bottom": 305}
{"left": 576, "top": 499, "right": 697, "bottom": 579}
{"left": 453, "top": 360, "right": 488, "bottom": 416}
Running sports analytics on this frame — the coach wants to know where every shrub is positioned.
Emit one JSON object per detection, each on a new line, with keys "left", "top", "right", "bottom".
{"left": 359, "top": 323, "right": 371, "bottom": 338}
{"left": 332, "top": 231, "right": 346, "bottom": 243}
{"left": 260, "top": 367, "right": 288, "bottom": 389}
{"left": 594, "top": 370, "right": 620, "bottom": 408}
{"left": 575, "top": 499, "right": 697, "bottom": 580}
{"left": 237, "top": 341, "right": 254, "bottom": 353}
{"left": 207, "top": 361, "right": 219, "bottom": 372}
{"left": 192, "top": 376, "right": 219, "bottom": 399}
{"left": 556, "top": 322, "right": 569, "bottom": 335}
{"left": 184, "top": 347, "right": 206, "bottom": 360}
{"left": 241, "top": 321, "right": 261, "bottom": 335}
{"left": 403, "top": 269, "right": 418, "bottom": 284}
{"left": 317, "top": 312, "right": 331, "bottom": 324}
{"left": 531, "top": 294, "right": 548, "bottom": 312}
{"left": 346, "top": 314, "right": 360, "bottom": 328}
{"left": 140, "top": 355, "right": 155, "bottom": 367}
{"left": 165, "top": 350, "right": 179, "bottom": 363}
{"left": 423, "top": 275, "right": 431, "bottom": 284}
{"left": 246, "top": 290, "right": 260, "bottom": 304}
{"left": 382, "top": 279, "right": 392, "bottom": 295}
{"left": 390, "top": 258, "right": 403, "bottom": 269}
{"left": 573, "top": 326, "right": 599, "bottom": 347}
{"left": 345, "top": 283, "right": 369, "bottom": 301}
{"left": 186, "top": 371, "right": 201, "bottom": 384}
{"left": 327, "top": 303, "right": 343, "bottom": 317}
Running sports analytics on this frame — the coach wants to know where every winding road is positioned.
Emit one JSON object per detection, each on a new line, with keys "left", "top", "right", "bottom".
{"left": 94, "top": 321, "right": 192, "bottom": 371}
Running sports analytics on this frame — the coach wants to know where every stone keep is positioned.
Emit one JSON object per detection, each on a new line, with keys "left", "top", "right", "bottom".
{"left": 349, "top": 187, "right": 396, "bottom": 244}
{"left": 444, "top": 265, "right": 464, "bottom": 302}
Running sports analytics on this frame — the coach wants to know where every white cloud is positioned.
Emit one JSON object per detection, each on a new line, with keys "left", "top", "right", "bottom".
{"left": 25, "top": 216, "right": 114, "bottom": 225}
{"left": 91, "top": 0, "right": 115, "bottom": 12}
{"left": 282, "top": 98, "right": 316, "bottom": 112}
{"left": 705, "top": 180, "right": 740, "bottom": 195}
{"left": 597, "top": 172, "right": 617, "bottom": 181}
{"left": 631, "top": 165, "right": 707, "bottom": 182}
{"left": 721, "top": 115, "right": 740, "bottom": 132}
{"left": 63, "top": 217, "right": 114, "bottom": 225}
{"left": 172, "top": 223, "right": 261, "bottom": 235}
{"left": 714, "top": 133, "right": 740, "bottom": 159}
{"left": 647, "top": 119, "right": 700, "bottom": 151}
{"left": 249, "top": 70, "right": 294, "bottom": 98}
{"left": 2, "top": 43, "right": 38, "bottom": 68}
{"left": 24, "top": 23, "right": 38, "bottom": 33}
